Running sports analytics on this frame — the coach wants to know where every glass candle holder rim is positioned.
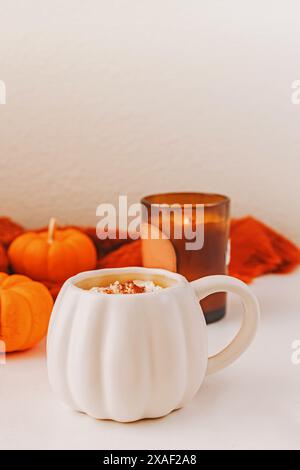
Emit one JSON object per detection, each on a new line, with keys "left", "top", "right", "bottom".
{"left": 141, "top": 192, "right": 230, "bottom": 209}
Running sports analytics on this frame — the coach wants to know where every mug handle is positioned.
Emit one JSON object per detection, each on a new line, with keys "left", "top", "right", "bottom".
{"left": 190, "top": 275, "right": 260, "bottom": 375}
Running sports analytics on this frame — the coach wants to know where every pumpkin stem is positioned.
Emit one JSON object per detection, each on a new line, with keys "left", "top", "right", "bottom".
{"left": 48, "top": 217, "right": 57, "bottom": 244}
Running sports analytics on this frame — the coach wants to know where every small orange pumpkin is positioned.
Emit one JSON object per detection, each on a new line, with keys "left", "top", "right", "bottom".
{"left": 0, "top": 273, "right": 54, "bottom": 352}
{"left": 8, "top": 218, "right": 97, "bottom": 283}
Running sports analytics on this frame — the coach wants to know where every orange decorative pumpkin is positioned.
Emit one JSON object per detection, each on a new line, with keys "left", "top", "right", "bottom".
{"left": 0, "top": 273, "right": 53, "bottom": 352}
{"left": 8, "top": 218, "right": 97, "bottom": 283}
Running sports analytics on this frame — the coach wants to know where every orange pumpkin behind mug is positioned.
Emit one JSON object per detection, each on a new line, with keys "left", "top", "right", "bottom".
{"left": 8, "top": 218, "right": 97, "bottom": 283}
{"left": 0, "top": 273, "right": 53, "bottom": 352}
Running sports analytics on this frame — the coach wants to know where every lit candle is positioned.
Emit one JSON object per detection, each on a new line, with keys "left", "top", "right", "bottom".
{"left": 141, "top": 193, "right": 230, "bottom": 324}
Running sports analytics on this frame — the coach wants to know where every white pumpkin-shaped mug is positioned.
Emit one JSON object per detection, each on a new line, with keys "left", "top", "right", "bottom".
{"left": 47, "top": 267, "right": 259, "bottom": 422}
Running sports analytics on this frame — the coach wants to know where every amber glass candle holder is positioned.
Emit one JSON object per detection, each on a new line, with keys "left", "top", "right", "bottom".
{"left": 141, "top": 192, "right": 230, "bottom": 323}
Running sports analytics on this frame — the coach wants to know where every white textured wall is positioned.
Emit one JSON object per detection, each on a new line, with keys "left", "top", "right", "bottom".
{"left": 0, "top": 0, "right": 299, "bottom": 243}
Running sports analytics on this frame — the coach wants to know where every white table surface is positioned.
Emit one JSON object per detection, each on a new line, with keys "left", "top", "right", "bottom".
{"left": 1, "top": 269, "right": 300, "bottom": 450}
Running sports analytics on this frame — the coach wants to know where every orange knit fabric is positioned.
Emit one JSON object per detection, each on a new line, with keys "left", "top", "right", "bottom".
{"left": 0, "top": 217, "right": 24, "bottom": 247}
{"left": 97, "top": 240, "right": 142, "bottom": 269}
{"left": 229, "top": 217, "right": 300, "bottom": 283}
{"left": 0, "top": 242, "right": 8, "bottom": 272}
